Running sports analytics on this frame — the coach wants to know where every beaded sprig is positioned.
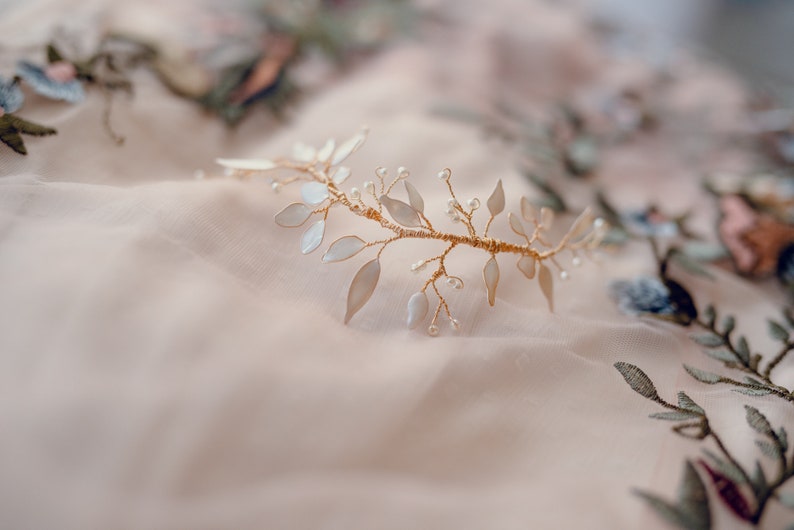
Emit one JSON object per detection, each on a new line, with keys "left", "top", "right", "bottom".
{"left": 217, "top": 130, "right": 607, "bottom": 335}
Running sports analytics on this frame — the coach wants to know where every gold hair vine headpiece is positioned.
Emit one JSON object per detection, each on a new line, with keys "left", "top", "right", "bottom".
{"left": 217, "top": 129, "right": 607, "bottom": 335}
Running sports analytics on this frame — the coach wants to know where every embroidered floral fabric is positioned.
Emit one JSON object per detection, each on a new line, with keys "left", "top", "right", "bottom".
{"left": 1, "top": 1, "right": 793, "bottom": 529}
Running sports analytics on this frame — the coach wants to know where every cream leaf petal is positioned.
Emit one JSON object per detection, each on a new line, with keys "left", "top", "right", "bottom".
{"left": 301, "top": 182, "right": 329, "bottom": 206}
{"left": 332, "top": 166, "right": 351, "bottom": 185}
{"left": 316, "top": 139, "right": 335, "bottom": 162}
{"left": 538, "top": 262, "right": 554, "bottom": 312}
{"left": 483, "top": 257, "right": 500, "bottom": 306}
{"left": 565, "top": 207, "right": 595, "bottom": 241}
{"left": 404, "top": 181, "right": 425, "bottom": 214}
{"left": 508, "top": 212, "right": 526, "bottom": 236}
{"left": 517, "top": 256, "right": 536, "bottom": 279}
{"left": 300, "top": 220, "right": 325, "bottom": 254}
{"left": 540, "top": 207, "right": 555, "bottom": 229}
{"left": 344, "top": 259, "right": 380, "bottom": 324}
{"left": 331, "top": 129, "right": 367, "bottom": 166}
{"left": 380, "top": 195, "right": 423, "bottom": 227}
{"left": 406, "top": 291, "right": 429, "bottom": 329}
{"left": 520, "top": 196, "right": 537, "bottom": 223}
{"left": 275, "top": 203, "right": 312, "bottom": 227}
{"left": 322, "top": 236, "right": 367, "bottom": 263}
{"left": 292, "top": 142, "right": 316, "bottom": 162}
{"left": 487, "top": 179, "right": 505, "bottom": 217}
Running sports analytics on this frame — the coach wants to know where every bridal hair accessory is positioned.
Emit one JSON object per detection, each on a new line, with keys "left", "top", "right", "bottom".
{"left": 217, "top": 130, "right": 607, "bottom": 335}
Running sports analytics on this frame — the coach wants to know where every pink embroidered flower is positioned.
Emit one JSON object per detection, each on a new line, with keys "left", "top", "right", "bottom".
{"left": 44, "top": 61, "right": 78, "bottom": 83}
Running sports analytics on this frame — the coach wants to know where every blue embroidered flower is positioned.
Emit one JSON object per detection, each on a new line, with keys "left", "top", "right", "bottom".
{"left": 16, "top": 60, "right": 85, "bottom": 104}
{"left": 0, "top": 76, "right": 24, "bottom": 113}
{"left": 609, "top": 275, "right": 697, "bottom": 325}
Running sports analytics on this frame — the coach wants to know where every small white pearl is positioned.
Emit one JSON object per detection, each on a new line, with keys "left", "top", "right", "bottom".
{"left": 450, "top": 319, "right": 460, "bottom": 331}
{"left": 437, "top": 168, "right": 451, "bottom": 181}
{"left": 375, "top": 167, "right": 388, "bottom": 178}
{"left": 593, "top": 217, "right": 605, "bottom": 228}
{"left": 560, "top": 270, "right": 570, "bottom": 281}
{"left": 350, "top": 187, "right": 361, "bottom": 199}
{"left": 427, "top": 324, "right": 440, "bottom": 336}
{"left": 397, "top": 166, "right": 410, "bottom": 179}
{"left": 271, "top": 182, "right": 282, "bottom": 193}
{"left": 467, "top": 198, "right": 480, "bottom": 210}
{"left": 572, "top": 256, "right": 582, "bottom": 267}
{"left": 364, "top": 181, "right": 375, "bottom": 194}
{"left": 447, "top": 198, "right": 459, "bottom": 208}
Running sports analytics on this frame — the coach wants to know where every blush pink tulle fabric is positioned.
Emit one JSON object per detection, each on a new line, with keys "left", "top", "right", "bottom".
{"left": 1, "top": 1, "right": 792, "bottom": 529}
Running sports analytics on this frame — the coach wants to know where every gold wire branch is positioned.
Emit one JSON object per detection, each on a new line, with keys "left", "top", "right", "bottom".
{"left": 217, "top": 129, "right": 607, "bottom": 335}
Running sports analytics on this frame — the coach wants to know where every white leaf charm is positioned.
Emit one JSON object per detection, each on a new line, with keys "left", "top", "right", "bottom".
{"left": 322, "top": 236, "right": 367, "bottom": 263}
{"left": 316, "top": 139, "right": 335, "bottom": 162}
{"left": 406, "top": 291, "right": 429, "bottom": 329}
{"left": 538, "top": 262, "right": 554, "bottom": 312}
{"left": 483, "top": 257, "right": 500, "bottom": 306}
{"left": 331, "top": 129, "right": 367, "bottom": 166}
{"left": 517, "top": 255, "right": 536, "bottom": 279}
{"left": 300, "top": 220, "right": 325, "bottom": 254}
{"left": 487, "top": 179, "right": 505, "bottom": 217}
{"left": 332, "top": 166, "right": 351, "bottom": 185}
{"left": 344, "top": 258, "right": 380, "bottom": 324}
{"left": 292, "top": 142, "right": 316, "bottom": 162}
{"left": 520, "top": 196, "right": 537, "bottom": 223}
{"left": 380, "top": 195, "right": 423, "bottom": 227}
{"left": 275, "top": 203, "right": 312, "bottom": 227}
{"left": 540, "top": 207, "right": 555, "bottom": 229}
{"left": 216, "top": 158, "right": 276, "bottom": 171}
{"left": 565, "top": 207, "right": 595, "bottom": 241}
{"left": 301, "top": 182, "right": 329, "bottom": 205}
{"left": 508, "top": 212, "right": 525, "bottom": 236}
{"left": 404, "top": 181, "right": 424, "bottom": 214}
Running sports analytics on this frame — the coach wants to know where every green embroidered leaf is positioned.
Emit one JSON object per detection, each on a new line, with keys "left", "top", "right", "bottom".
{"left": 677, "top": 461, "right": 711, "bottom": 529}
{"left": 690, "top": 334, "right": 724, "bottom": 347}
{"left": 736, "top": 336, "right": 751, "bottom": 365}
{"left": 733, "top": 387, "right": 773, "bottom": 397}
{"left": 684, "top": 365, "right": 721, "bottom": 384}
{"left": 778, "top": 491, "right": 794, "bottom": 509}
{"left": 749, "top": 354, "right": 762, "bottom": 371}
{"left": 751, "top": 461, "right": 769, "bottom": 498}
{"left": 720, "top": 316, "right": 735, "bottom": 335}
{"left": 768, "top": 319, "right": 790, "bottom": 342}
{"left": 784, "top": 307, "right": 794, "bottom": 329}
{"left": 743, "top": 376, "right": 763, "bottom": 386}
{"left": 614, "top": 362, "right": 660, "bottom": 401}
{"left": 6, "top": 115, "right": 58, "bottom": 136}
{"left": 702, "top": 449, "right": 747, "bottom": 484}
{"left": 703, "top": 305, "right": 716, "bottom": 328}
{"left": 650, "top": 411, "right": 699, "bottom": 421}
{"left": 704, "top": 349, "right": 737, "bottom": 363}
{"left": 745, "top": 405, "right": 775, "bottom": 437}
{"left": 755, "top": 440, "right": 781, "bottom": 460}
{"left": 778, "top": 427, "right": 789, "bottom": 453}
{"left": 46, "top": 43, "right": 65, "bottom": 63}
{"left": 0, "top": 129, "right": 26, "bottom": 154}
{"left": 634, "top": 490, "right": 705, "bottom": 530}
{"left": 677, "top": 392, "right": 705, "bottom": 415}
